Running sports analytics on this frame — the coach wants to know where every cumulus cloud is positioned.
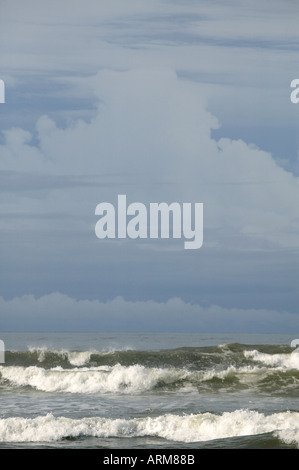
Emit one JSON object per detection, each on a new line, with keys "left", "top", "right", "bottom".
{"left": 1, "top": 68, "right": 298, "bottom": 250}
{"left": 1, "top": 1, "right": 298, "bottom": 330}
{"left": 0, "top": 292, "right": 297, "bottom": 333}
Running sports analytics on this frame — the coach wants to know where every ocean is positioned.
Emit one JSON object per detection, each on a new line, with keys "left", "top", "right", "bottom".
{"left": 0, "top": 332, "right": 298, "bottom": 449}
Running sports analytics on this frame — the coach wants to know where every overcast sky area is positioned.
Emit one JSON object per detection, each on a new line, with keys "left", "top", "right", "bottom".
{"left": 0, "top": 0, "right": 298, "bottom": 332}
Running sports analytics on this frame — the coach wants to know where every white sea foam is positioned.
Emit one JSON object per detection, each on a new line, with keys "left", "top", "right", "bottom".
{"left": 67, "top": 351, "right": 95, "bottom": 367}
{"left": 244, "top": 350, "right": 299, "bottom": 369}
{"left": 27, "top": 347, "right": 134, "bottom": 366}
{"left": 0, "top": 364, "right": 193, "bottom": 394}
{"left": 0, "top": 410, "right": 298, "bottom": 445}
{"left": 28, "top": 347, "right": 95, "bottom": 366}
{"left": 0, "top": 362, "right": 288, "bottom": 394}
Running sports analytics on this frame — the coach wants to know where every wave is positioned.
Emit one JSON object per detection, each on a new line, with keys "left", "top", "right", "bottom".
{"left": 0, "top": 364, "right": 192, "bottom": 394}
{"left": 5, "top": 348, "right": 112, "bottom": 368}
{"left": 0, "top": 410, "right": 298, "bottom": 446}
{"left": 1, "top": 361, "right": 298, "bottom": 395}
{"left": 2, "top": 344, "right": 298, "bottom": 396}
{"left": 4, "top": 343, "right": 295, "bottom": 370}
{"left": 244, "top": 349, "right": 299, "bottom": 369}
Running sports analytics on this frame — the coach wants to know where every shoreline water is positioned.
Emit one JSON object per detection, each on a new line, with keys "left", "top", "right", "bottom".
{"left": 0, "top": 332, "right": 298, "bottom": 449}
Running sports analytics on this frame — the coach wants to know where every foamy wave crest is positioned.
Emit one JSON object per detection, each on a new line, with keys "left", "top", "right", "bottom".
{"left": 1, "top": 362, "right": 296, "bottom": 394}
{"left": 0, "top": 410, "right": 299, "bottom": 445}
{"left": 0, "top": 364, "right": 194, "bottom": 394}
{"left": 28, "top": 348, "right": 95, "bottom": 367}
{"left": 244, "top": 350, "right": 299, "bottom": 369}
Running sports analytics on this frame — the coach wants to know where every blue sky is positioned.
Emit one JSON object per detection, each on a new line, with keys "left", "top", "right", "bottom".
{"left": 0, "top": 0, "right": 298, "bottom": 332}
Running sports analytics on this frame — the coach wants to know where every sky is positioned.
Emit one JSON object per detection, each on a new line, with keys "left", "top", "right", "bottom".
{"left": 0, "top": 0, "right": 298, "bottom": 332}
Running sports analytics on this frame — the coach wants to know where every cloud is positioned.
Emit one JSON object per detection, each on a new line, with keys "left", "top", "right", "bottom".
{"left": 1, "top": 0, "right": 298, "bottom": 113}
{"left": 1, "top": 68, "right": 298, "bottom": 251}
{"left": 0, "top": 292, "right": 298, "bottom": 332}
{"left": 0, "top": 2, "right": 298, "bottom": 329}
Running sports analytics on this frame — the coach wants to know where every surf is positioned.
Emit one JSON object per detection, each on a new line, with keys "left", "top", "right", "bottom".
{"left": 0, "top": 410, "right": 298, "bottom": 446}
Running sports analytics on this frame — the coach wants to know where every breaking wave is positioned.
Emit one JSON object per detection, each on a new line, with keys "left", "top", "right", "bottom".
{"left": 0, "top": 410, "right": 298, "bottom": 446}
{"left": 1, "top": 362, "right": 298, "bottom": 395}
{"left": 1, "top": 343, "right": 298, "bottom": 395}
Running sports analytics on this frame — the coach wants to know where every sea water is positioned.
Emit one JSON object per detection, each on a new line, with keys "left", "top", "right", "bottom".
{"left": 0, "top": 332, "right": 298, "bottom": 449}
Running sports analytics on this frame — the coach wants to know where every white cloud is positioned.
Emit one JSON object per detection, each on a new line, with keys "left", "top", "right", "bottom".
{"left": 1, "top": 68, "right": 298, "bottom": 250}
{"left": 1, "top": 0, "right": 298, "bottom": 96}
{"left": 0, "top": 1, "right": 298, "bottom": 327}
{"left": 0, "top": 292, "right": 297, "bottom": 332}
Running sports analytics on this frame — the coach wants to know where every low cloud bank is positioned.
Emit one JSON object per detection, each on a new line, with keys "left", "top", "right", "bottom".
{"left": 0, "top": 292, "right": 297, "bottom": 333}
